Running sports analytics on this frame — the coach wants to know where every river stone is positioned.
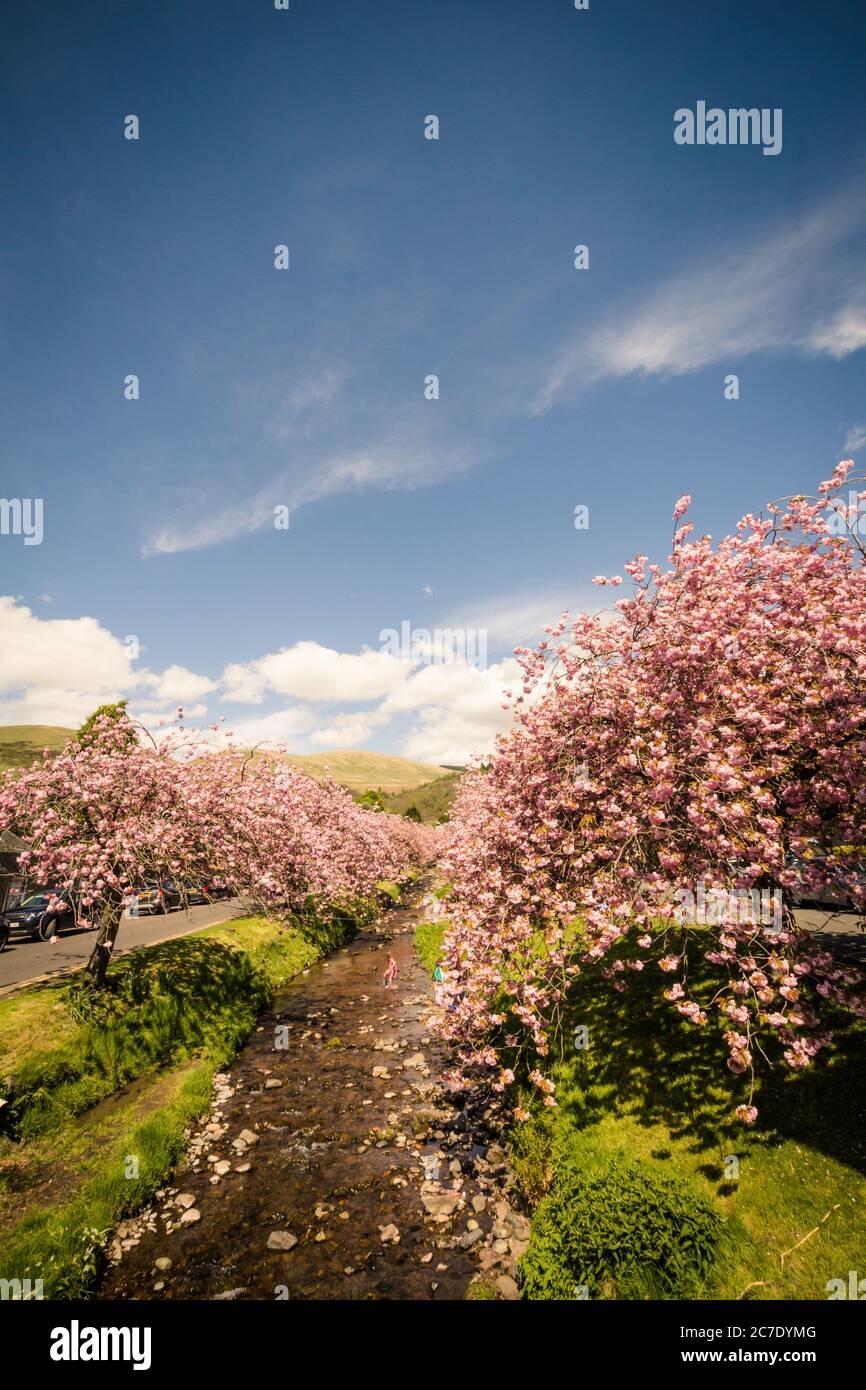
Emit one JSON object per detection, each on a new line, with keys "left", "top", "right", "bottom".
{"left": 154, "top": 1257, "right": 172, "bottom": 1272}
{"left": 176, "top": 1193, "right": 197, "bottom": 1209}
{"left": 179, "top": 1208, "right": 201, "bottom": 1225}
{"left": 496, "top": 1274, "right": 521, "bottom": 1301}
{"left": 267, "top": 1230, "right": 298, "bottom": 1251}
{"left": 421, "top": 1193, "right": 458, "bottom": 1219}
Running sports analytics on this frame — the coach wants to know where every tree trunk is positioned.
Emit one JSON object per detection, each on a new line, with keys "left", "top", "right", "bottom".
{"left": 84, "top": 897, "right": 124, "bottom": 988}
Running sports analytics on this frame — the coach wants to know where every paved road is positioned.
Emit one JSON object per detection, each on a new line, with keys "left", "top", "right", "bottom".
{"left": 0, "top": 898, "right": 252, "bottom": 994}
{"left": 792, "top": 906, "right": 866, "bottom": 963}
{"left": 1, "top": 900, "right": 862, "bottom": 996}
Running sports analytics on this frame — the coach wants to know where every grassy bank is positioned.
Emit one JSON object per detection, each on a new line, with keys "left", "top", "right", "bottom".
{"left": 414, "top": 918, "right": 446, "bottom": 976}
{"left": 0, "top": 901, "right": 372, "bottom": 1296}
{"left": 509, "top": 938, "right": 866, "bottom": 1300}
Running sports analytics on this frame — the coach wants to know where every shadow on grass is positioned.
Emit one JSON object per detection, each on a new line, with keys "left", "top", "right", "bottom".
{"left": 557, "top": 940, "right": 866, "bottom": 1178}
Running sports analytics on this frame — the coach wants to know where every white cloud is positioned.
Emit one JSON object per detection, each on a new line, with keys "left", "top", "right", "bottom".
{"left": 0, "top": 596, "right": 136, "bottom": 698}
{"left": 0, "top": 597, "right": 544, "bottom": 767}
{"left": 309, "top": 712, "right": 385, "bottom": 747}
{"left": 393, "top": 658, "right": 523, "bottom": 766}
{"left": 533, "top": 193, "right": 866, "bottom": 411}
{"left": 220, "top": 641, "right": 407, "bottom": 705}
{"left": 805, "top": 301, "right": 866, "bottom": 359}
{"left": 213, "top": 707, "right": 319, "bottom": 747}
{"left": 144, "top": 664, "right": 216, "bottom": 704}
{"left": 0, "top": 597, "right": 217, "bottom": 731}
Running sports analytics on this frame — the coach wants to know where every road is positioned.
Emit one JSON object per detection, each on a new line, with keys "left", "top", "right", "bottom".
{"left": 1, "top": 900, "right": 862, "bottom": 996}
{"left": 0, "top": 898, "right": 252, "bottom": 994}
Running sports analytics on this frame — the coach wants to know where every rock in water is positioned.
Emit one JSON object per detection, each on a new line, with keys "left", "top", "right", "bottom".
{"left": 267, "top": 1231, "right": 298, "bottom": 1251}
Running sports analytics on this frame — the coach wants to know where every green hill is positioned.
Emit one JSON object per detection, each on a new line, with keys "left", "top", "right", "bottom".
{"left": 0, "top": 728, "right": 452, "bottom": 801}
{"left": 381, "top": 770, "right": 463, "bottom": 823}
{"left": 283, "top": 749, "right": 451, "bottom": 794}
{"left": 0, "top": 725, "right": 73, "bottom": 770}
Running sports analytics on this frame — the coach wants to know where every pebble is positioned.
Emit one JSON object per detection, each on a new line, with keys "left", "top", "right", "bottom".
{"left": 267, "top": 1231, "right": 298, "bottom": 1252}
{"left": 496, "top": 1274, "right": 521, "bottom": 1301}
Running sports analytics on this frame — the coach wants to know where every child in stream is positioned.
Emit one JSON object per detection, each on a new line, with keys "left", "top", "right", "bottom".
{"left": 383, "top": 954, "right": 398, "bottom": 988}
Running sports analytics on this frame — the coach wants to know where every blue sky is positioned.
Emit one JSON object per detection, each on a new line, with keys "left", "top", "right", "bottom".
{"left": 2, "top": 0, "right": 865, "bottom": 764}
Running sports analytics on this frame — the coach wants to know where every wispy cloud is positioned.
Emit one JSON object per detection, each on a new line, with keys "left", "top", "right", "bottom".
{"left": 439, "top": 586, "right": 606, "bottom": 655}
{"left": 843, "top": 423, "right": 866, "bottom": 454}
{"left": 532, "top": 189, "right": 866, "bottom": 413}
{"left": 144, "top": 433, "right": 478, "bottom": 557}
{"left": 265, "top": 367, "right": 347, "bottom": 443}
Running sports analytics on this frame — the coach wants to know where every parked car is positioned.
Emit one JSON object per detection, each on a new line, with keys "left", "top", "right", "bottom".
{"left": 135, "top": 879, "right": 182, "bottom": 915}
{"left": 201, "top": 870, "right": 233, "bottom": 901}
{"left": 3, "top": 888, "right": 77, "bottom": 941}
{"left": 182, "top": 881, "right": 207, "bottom": 906}
{"left": 786, "top": 854, "right": 866, "bottom": 910}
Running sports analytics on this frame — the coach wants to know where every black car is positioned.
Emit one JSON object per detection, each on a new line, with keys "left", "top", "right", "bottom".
{"left": 201, "top": 872, "right": 233, "bottom": 901}
{"left": 182, "top": 881, "right": 207, "bottom": 906}
{"left": 3, "top": 888, "right": 77, "bottom": 941}
{"left": 134, "top": 879, "right": 182, "bottom": 915}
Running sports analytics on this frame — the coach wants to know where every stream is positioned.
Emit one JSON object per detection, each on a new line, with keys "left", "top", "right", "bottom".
{"left": 99, "top": 886, "right": 527, "bottom": 1301}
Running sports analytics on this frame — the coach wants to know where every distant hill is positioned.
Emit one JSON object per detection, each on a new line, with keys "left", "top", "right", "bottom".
{"left": 0, "top": 725, "right": 73, "bottom": 770}
{"left": 282, "top": 749, "right": 451, "bottom": 794}
{"left": 0, "top": 727, "right": 451, "bottom": 799}
{"left": 381, "top": 770, "right": 463, "bottom": 824}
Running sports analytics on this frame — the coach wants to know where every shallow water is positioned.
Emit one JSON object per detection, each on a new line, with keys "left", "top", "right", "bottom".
{"left": 99, "top": 890, "right": 493, "bottom": 1301}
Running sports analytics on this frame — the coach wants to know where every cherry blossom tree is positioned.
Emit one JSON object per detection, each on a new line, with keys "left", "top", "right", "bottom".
{"left": 0, "top": 715, "right": 433, "bottom": 987}
{"left": 439, "top": 463, "right": 866, "bottom": 1122}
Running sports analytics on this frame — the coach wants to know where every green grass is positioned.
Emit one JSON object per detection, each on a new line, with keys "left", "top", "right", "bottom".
{"left": 0, "top": 1059, "right": 215, "bottom": 1298}
{"left": 510, "top": 939, "right": 866, "bottom": 1301}
{"left": 0, "top": 900, "right": 375, "bottom": 1296}
{"left": 0, "top": 910, "right": 361, "bottom": 1142}
{"left": 0, "top": 724, "right": 73, "bottom": 771}
{"left": 414, "top": 920, "right": 446, "bottom": 976}
{"left": 381, "top": 771, "right": 462, "bottom": 823}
